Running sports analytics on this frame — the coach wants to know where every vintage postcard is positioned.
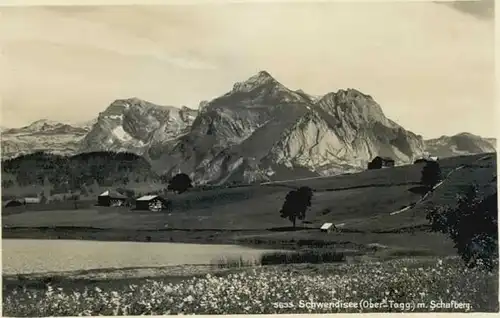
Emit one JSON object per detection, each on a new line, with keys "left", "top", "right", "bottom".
{"left": 1, "top": 0, "right": 497, "bottom": 316}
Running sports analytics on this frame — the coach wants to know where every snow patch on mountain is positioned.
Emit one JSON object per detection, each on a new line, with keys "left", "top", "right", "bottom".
{"left": 107, "top": 115, "right": 123, "bottom": 120}
{"left": 112, "top": 126, "right": 133, "bottom": 142}
{"left": 79, "top": 98, "right": 197, "bottom": 155}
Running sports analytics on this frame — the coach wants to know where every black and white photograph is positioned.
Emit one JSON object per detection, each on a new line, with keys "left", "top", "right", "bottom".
{"left": 1, "top": 0, "right": 498, "bottom": 315}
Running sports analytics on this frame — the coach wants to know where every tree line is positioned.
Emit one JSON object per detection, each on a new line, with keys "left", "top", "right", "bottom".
{"left": 2, "top": 151, "right": 158, "bottom": 192}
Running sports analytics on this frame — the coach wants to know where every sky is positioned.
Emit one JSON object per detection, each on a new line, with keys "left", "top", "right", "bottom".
{"left": 0, "top": 1, "right": 495, "bottom": 139}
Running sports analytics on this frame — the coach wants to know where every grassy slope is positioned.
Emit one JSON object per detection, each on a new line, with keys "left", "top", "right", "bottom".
{"left": 3, "top": 153, "right": 496, "bottom": 256}
{"left": 345, "top": 154, "right": 497, "bottom": 232}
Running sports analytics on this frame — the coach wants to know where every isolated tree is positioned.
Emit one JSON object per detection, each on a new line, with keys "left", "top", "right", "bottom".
{"left": 426, "top": 185, "right": 498, "bottom": 271}
{"left": 280, "top": 186, "right": 314, "bottom": 228}
{"left": 420, "top": 161, "right": 442, "bottom": 190}
{"left": 167, "top": 173, "right": 193, "bottom": 194}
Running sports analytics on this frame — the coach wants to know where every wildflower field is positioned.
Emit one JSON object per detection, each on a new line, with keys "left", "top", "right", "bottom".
{"left": 3, "top": 257, "right": 498, "bottom": 316}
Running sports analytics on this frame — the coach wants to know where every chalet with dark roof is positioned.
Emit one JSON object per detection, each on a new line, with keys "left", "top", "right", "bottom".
{"left": 368, "top": 156, "right": 395, "bottom": 170}
{"left": 97, "top": 190, "right": 127, "bottom": 206}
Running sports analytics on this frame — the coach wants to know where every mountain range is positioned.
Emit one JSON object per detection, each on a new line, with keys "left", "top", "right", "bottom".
{"left": 1, "top": 119, "right": 93, "bottom": 159}
{"left": 1, "top": 71, "right": 496, "bottom": 185}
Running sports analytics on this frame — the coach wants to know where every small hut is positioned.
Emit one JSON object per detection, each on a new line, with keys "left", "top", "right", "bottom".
{"left": 368, "top": 156, "right": 395, "bottom": 170}
{"left": 135, "top": 195, "right": 170, "bottom": 211}
{"left": 97, "top": 190, "right": 127, "bottom": 207}
{"left": 320, "top": 222, "right": 335, "bottom": 233}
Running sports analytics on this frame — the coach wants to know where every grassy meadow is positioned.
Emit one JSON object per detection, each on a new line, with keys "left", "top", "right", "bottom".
{"left": 3, "top": 153, "right": 495, "bottom": 245}
{"left": 3, "top": 257, "right": 498, "bottom": 315}
{"left": 2, "top": 153, "right": 498, "bottom": 315}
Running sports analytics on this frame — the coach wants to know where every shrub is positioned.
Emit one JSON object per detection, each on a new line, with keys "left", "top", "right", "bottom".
{"left": 260, "top": 249, "right": 345, "bottom": 265}
{"left": 426, "top": 185, "right": 498, "bottom": 271}
{"left": 211, "top": 256, "right": 259, "bottom": 269}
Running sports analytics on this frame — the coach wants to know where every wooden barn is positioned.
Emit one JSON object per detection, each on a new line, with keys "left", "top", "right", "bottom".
{"left": 135, "top": 195, "right": 170, "bottom": 212}
{"left": 97, "top": 190, "right": 127, "bottom": 207}
{"left": 368, "top": 156, "right": 395, "bottom": 170}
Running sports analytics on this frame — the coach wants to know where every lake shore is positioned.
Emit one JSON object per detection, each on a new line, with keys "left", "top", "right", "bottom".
{"left": 2, "top": 226, "right": 367, "bottom": 251}
{"left": 2, "top": 238, "right": 293, "bottom": 276}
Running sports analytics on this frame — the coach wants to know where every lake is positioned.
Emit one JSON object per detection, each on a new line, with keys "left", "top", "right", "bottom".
{"left": 2, "top": 239, "right": 282, "bottom": 275}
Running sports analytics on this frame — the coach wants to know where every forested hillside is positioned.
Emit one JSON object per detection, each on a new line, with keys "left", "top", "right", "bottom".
{"left": 2, "top": 151, "right": 159, "bottom": 194}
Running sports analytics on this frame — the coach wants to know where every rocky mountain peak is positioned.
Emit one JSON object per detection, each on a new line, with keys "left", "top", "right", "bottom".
{"left": 201, "top": 70, "right": 308, "bottom": 110}
{"left": 24, "top": 119, "right": 63, "bottom": 131}
{"left": 231, "top": 70, "right": 281, "bottom": 93}
{"left": 198, "top": 100, "right": 209, "bottom": 109}
{"left": 455, "top": 132, "right": 479, "bottom": 138}
{"left": 315, "top": 88, "right": 393, "bottom": 128}
{"left": 79, "top": 97, "right": 197, "bottom": 156}
{"left": 327, "top": 89, "right": 374, "bottom": 106}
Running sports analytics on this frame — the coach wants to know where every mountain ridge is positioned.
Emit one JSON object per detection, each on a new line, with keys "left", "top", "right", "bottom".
{"left": 1, "top": 71, "right": 496, "bottom": 185}
{"left": 78, "top": 97, "right": 198, "bottom": 156}
{"left": 113, "top": 71, "right": 428, "bottom": 184}
{"left": 424, "top": 132, "right": 496, "bottom": 158}
{"left": 1, "top": 119, "right": 92, "bottom": 159}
